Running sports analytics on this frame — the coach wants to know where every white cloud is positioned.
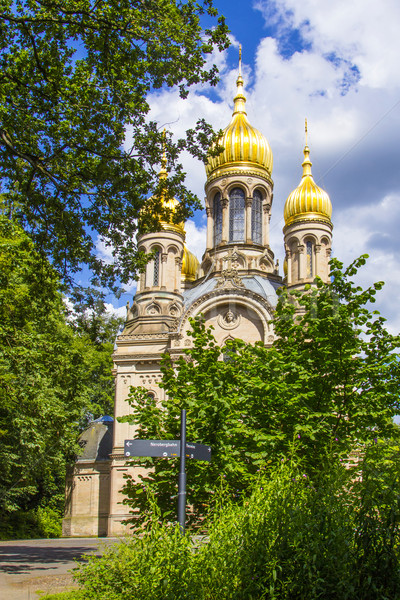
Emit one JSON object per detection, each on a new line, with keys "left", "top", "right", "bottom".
{"left": 103, "top": 302, "right": 127, "bottom": 320}
{"left": 184, "top": 219, "right": 207, "bottom": 261}
{"left": 96, "top": 237, "right": 115, "bottom": 265}
{"left": 333, "top": 193, "right": 400, "bottom": 333}
{"left": 115, "top": 1, "right": 400, "bottom": 332}
{"left": 256, "top": 0, "right": 400, "bottom": 88}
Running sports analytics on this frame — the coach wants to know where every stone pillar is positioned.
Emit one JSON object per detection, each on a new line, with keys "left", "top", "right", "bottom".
{"left": 315, "top": 244, "right": 321, "bottom": 279}
{"left": 286, "top": 250, "right": 292, "bottom": 286}
{"left": 298, "top": 245, "right": 305, "bottom": 281}
{"left": 175, "top": 257, "right": 182, "bottom": 292}
{"left": 221, "top": 198, "right": 229, "bottom": 244}
{"left": 263, "top": 202, "right": 271, "bottom": 246}
{"left": 144, "top": 260, "right": 151, "bottom": 290}
{"left": 245, "top": 197, "right": 252, "bottom": 243}
{"left": 160, "top": 252, "right": 168, "bottom": 290}
{"left": 206, "top": 206, "right": 214, "bottom": 249}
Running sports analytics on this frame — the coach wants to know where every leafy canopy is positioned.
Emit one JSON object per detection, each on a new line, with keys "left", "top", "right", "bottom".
{"left": 121, "top": 256, "right": 400, "bottom": 527}
{"left": 0, "top": 0, "right": 229, "bottom": 291}
{"left": 0, "top": 215, "right": 119, "bottom": 517}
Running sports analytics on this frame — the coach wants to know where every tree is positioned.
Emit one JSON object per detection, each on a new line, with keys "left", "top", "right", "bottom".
{"left": 68, "top": 299, "right": 124, "bottom": 418}
{"left": 121, "top": 256, "right": 400, "bottom": 527}
{"left": 0, "top": 215, "right": 118, "bottom": 530}
{"left": 0, "top": 0, "right": 229, "bottom": 292}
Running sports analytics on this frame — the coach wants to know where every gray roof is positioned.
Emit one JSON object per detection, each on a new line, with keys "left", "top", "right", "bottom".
{"left": 183, "top": 274, "right": 280, "bottom": 310}
{"left": 77, "top": 417, "right": 114, "bottom": 462}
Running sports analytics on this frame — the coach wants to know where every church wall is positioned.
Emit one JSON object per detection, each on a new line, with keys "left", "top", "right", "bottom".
{"left": 63, "top": 460, "right": 111, "bottom": 537}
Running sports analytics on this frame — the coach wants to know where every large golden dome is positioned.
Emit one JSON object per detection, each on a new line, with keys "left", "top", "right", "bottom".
{"left": 284, "top": 144, "right": 332, "bottom": 227}
{"left": 205, "top": 74, "right": 273, "bottom": 183}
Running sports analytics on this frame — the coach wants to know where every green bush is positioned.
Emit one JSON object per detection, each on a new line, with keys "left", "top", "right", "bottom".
{"left": 52, "top": 447, "right": 400, "bottom": 600}
{"left": 0, "top": 506, "right": 62, "bottom": 540}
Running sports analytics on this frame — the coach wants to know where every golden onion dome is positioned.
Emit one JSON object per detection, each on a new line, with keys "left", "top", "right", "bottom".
{"left": 154, "top": 149, "right": 186, "bottom": 236}
{"left": 181, "top": 245, "right": 199, "bottom": 282}
{"left": 205, "top": 74, "right": 273, "bottom": 183}
{"left": 284, "top": 143, "right": 332, "bottom": 227}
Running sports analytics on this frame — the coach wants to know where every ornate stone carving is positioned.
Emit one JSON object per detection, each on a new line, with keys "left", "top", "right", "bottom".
{"left": 169, "top": 303, "right": 180, "bottom": 317}
{"left": 139, "top": 374, "right": 162, "bottom": 387}
{"left": 146, "top": 302, "right": 161, "bottom": 315}
{"left": 216, "top": 268, "right": 244, "bottom": 289}
{"left": 218, "top": 310, "right": 241, "bottom": 330}
{"left": 117, "top": 333, "right": 170, "bottom": 340}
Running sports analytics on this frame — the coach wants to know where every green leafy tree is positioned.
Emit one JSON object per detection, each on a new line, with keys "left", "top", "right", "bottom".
{"left": 0, "top": 215, "right": 118, "bottom": 533}
{"left": 0, "top": 0, "right": 229, "bottom": 291}
{"left": 121, "top": 256, "right": 400, "bottom": 527}
{"left": 68, "top": 299, "right": 124, "bottom": 419}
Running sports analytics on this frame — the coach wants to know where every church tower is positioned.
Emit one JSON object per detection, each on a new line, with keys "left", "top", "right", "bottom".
{"left": 201, "top": 52, "right": 279, "bottom": 281}
{"left": 128, "top": 150, "right": 186, "bottom": 334}
{"left": 283, "top": 123, "right": 333, "bottom": 289}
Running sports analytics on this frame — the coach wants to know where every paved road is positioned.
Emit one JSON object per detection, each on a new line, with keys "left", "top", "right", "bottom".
{"left": 0, "top": 537, "right": 121, "bottom": 599}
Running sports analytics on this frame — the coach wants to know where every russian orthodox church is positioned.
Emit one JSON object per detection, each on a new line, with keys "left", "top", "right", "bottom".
{"left": 63, "top": 67, "right": 333, "bottom": 537}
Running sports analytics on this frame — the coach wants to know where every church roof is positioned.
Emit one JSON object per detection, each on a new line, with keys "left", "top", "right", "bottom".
{"left": 284, "top": 132, "right": 332, "bottom": 227}
{"left": 205, "top": 73, "right": 273, "bottom": 183}
{"left": 182, "top": 275, "right": 281, "bottom": 309}
{"left": 76, "top": 417, "right": 113, "bottom": 462}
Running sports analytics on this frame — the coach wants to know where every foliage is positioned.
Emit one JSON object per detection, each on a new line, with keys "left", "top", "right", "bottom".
{"left": 0, "top": 215, "right": 118, "bottom": 530}
{"left": 68, "top": 299, "right": 124, "bottom": 418}
{"left": 51, "top": 450, "right": 400, "bottom": 599}
{"left": 121, "top": 256, "right": 400, "bottom": 526}
{"left": 0, "top": 0, "right": 229, "bottom": 291}
{"left": 0, "top": 505, "right": 62, "bottom": 539}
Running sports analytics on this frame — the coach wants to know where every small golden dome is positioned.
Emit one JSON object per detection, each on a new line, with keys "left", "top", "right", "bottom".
{"left": 284, "top": 143, "right": 332, "bottom": 227}
{"left": 205, "top": 74, "right": 273, "bottom": 183}
{"left": 181, "top": 245, "right": 199, "bottom": 282}
{"left": 147, "top": 145, "right": 186, "bottom": 235}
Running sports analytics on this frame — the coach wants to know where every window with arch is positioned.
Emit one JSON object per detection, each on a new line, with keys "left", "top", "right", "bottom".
{"left": 229, "top": 187, "right": 245, "bottom": 242}
{"left": 153, "top": 248, "right": 161, "bottom": 286}
{"left": 251, "top": 189, "right": 262, "bottom": 244}
{"left": 214, "top": 192, "right": 222, "bottom": 246}
{"left": 147, "top": 391, "right": 156, "bottom": 403}
{"left": 306, "top": 241, "right": 313, "bottom": 278}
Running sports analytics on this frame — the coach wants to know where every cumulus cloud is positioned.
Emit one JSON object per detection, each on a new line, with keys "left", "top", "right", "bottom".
{"left": 109, "top": 1, "right": 400, "bottom": 331}
{"left": 184, "top": 219, "right": 207, "bottom": 261}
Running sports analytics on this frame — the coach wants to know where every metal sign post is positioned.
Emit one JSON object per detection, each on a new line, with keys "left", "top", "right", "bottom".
{"left": 124, "top": 410, "right": 211, "bottom": 534}
{"left": 178, "top": 409, "right": 187, "bottom": 534}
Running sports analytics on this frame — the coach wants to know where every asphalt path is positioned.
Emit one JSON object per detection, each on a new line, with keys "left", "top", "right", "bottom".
{"left": 0, "top": 537, "right": 121, "bottom": 599}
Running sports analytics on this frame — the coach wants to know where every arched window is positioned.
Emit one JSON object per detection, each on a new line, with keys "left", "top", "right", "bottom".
{"left": 251, "top": 190, "right": 262, "bottom": 244}
{"left": 306, "top": 241, "right": 313, "bottom": 278}
{"left": 214, "top": 192, "right": 222, "bottom": 246}
{"left": 229, "top": 188, "right": 245, "bottom": 242}
{"left": 153, "top": 248, "right": 161, "bottom": 286}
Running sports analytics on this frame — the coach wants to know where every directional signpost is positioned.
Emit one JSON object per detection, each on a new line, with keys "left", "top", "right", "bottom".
{"left": 124, "top": 439, "right": 211, "bottom": 461}
{"left": 124, "top": 440, "right": 180, "bottom": 458}
{"left": 124, "top": 409, "right": 211, "bottom": 534}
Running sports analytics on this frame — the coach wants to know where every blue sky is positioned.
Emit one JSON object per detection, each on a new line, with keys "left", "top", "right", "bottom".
{"left": 102, "top": 0, "right": 400, "bottom": 334}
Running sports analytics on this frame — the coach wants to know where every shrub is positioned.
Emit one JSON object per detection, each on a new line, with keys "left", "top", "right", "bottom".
{"left": 52, "top": 448, "right": 400, "bottom": 600}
